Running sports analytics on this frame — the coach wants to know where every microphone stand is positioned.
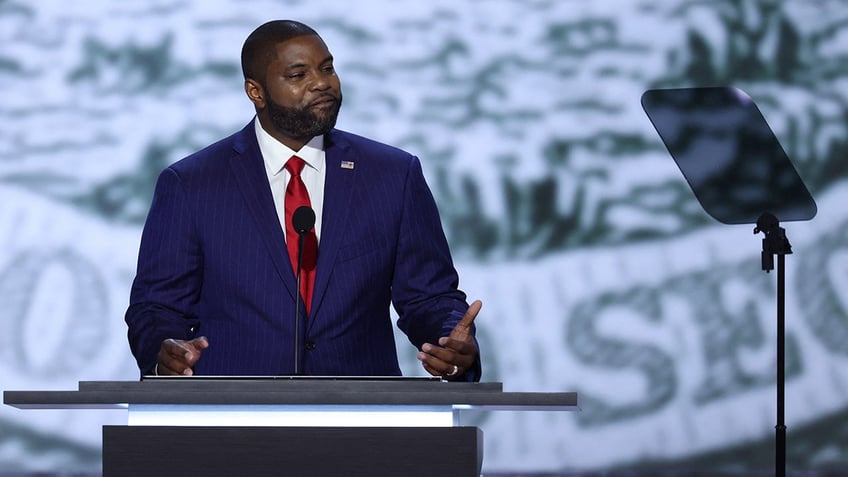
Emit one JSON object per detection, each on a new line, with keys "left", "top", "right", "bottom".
{"left": 754, "top": 212, "right": 792, "bottom": 477}
{"left": 291, "top": 205, "right": 315, "bottom": 376}
{"left": 294, "top": 231, "right": 306, "bottom": 375}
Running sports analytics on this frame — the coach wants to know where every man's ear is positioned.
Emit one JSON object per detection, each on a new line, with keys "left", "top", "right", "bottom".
{"left": 244, "top": 79, "right": 265, "bottom": 109}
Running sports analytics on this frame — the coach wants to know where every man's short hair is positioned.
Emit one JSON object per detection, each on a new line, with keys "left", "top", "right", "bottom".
{"left": 241, "top": 20, "right": 319, "bottom": 83}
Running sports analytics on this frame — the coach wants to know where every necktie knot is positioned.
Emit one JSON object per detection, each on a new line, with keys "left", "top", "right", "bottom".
{"left": 286, "top": 156, "right": 305, "bottom": 176}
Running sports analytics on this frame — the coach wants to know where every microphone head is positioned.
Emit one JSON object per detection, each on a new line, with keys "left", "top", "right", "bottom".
{"left": 292, "top": 206, "right": 316, "bottom": 235}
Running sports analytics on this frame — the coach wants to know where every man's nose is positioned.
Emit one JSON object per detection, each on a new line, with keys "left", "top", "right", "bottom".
{"left": 310, "top": 73, "right": 332, "bottom": 91}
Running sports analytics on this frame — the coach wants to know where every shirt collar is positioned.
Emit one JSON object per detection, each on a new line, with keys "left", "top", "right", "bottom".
{"left": 254, "top": 117, "right": 325, "bottom": 176}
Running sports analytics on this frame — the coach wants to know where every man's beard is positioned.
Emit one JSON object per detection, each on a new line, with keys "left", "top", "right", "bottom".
{"left": 265, "top": 93, "right": 342, "bottom": 140}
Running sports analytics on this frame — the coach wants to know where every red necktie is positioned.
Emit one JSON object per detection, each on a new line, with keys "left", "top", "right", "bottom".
{"left": 285, "top": 156, "right": 317, "bottom": 314}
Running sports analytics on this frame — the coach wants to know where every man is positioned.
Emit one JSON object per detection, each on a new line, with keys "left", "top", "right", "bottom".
{"left": 125, "top": 20, "right": 482, "bottom": 381}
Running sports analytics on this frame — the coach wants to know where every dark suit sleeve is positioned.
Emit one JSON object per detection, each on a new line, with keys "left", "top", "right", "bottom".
{"left": 125, "top": 167, "right": 202, "bottom": 375}
{"left": 392, "top": 157, "right": 481, "bottom": 381}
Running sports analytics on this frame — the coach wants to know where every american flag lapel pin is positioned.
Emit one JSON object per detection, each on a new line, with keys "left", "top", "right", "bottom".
{"left": 340, "top": 160, "right": 355, "bottom": 170}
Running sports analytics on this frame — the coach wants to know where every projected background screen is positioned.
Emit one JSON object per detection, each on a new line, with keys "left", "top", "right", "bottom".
{"left": 2, "top": 0, "right": 848, "bottom": 474}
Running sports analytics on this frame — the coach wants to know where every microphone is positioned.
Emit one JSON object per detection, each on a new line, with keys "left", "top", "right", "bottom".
{"left": 292, "top": 206, "right": 315, "bottom": 375}
{"left": 293, "top": 206, "right": 316, "bottom": 236}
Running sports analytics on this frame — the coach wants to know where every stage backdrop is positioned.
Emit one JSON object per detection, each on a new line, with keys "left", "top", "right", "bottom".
{"left": 2, "top": 0, "right": 848, "bottom": 474}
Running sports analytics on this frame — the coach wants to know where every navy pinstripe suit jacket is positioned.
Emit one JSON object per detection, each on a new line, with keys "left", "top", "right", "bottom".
{"left": 125, "top": 122, "right": 479, "bottom": 379}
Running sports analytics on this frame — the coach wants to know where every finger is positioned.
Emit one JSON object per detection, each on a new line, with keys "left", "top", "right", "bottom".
{"left": 189, "top": 336, "right": 210, "bottom": 350}
{"left": 417, "top": 353, "right": 459, "bottom": 378}
{"left": 156, "top": 352, "right": 191, "bottom": 375}
{"left": 159, "top": 339, "right": 199, "bottom": 375}
{"left": 164, "top": 338, "right": 204, "bottom": 364}
{"left": 420, "top": 342, "right": 454, "bottom": 363}
{"left": 438, "top": 336, "right": 478, "bottom": 356}
{"left": 162, "top": 338, "right": 192, "bottom": 358}
{"left": 450, "top": 300, "right": 482, "bottom": 340}
{"left": 419, "top": 343, "right": 474, "bottom": 370}
{"left": 419, "top": 360, "right": 440, "bottom": 377}
{"left": 157, "top": 360, "right": 188, "bottom": 376}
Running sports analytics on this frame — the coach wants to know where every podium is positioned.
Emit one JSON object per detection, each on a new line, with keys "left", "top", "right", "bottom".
{"left": 4, "top": 378, "right": 578, "bottom": 476}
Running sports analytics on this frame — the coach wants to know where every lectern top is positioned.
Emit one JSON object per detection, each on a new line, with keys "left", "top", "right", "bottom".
{"left": 4, "top": 379, "right": 577, "bottom": 411}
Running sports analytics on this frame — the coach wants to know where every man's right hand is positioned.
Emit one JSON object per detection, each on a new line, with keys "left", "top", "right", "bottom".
{"left": 155, "top": 336, "right": 209, "bottom": 375}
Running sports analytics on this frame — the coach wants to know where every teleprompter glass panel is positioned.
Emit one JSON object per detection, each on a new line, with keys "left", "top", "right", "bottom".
{"left": 641, "top": 87, "right": 816, "bottom": 224}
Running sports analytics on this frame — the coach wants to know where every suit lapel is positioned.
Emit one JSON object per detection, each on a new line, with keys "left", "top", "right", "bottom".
{"left": 229, "top": 122, "right": 298, "bottom": 301}
{"left": 309, "top": 130, "right": 357, "bottom": 323}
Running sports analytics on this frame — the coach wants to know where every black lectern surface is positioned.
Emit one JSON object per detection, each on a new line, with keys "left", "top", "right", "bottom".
{"left": 4, "top": 378, "right": 577, "bottom": 410}
{"left": 4, "top": 379, "right": 578, "bottom": 476}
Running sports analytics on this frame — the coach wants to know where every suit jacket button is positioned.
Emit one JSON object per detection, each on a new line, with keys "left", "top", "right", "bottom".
{"left": 305, "top": 341, "right": 317, "bottom": 350}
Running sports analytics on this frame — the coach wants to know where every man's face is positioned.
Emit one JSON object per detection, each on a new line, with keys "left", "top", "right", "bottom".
{"left": 260, "top": 34, "right": 343, "bottom": 143}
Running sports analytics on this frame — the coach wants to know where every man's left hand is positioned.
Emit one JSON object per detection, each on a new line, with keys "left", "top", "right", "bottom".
{"left": 417, "top": 300, "right": 482, "bottom": 380}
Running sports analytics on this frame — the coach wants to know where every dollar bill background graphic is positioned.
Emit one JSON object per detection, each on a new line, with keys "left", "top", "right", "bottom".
{"left": 2, "top": 0, "right": 848, "bottom": 474}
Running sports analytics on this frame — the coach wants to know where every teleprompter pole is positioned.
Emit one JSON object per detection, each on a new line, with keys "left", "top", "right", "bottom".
{"left": 754, "top": 212, "right": 791, "bottom": 477}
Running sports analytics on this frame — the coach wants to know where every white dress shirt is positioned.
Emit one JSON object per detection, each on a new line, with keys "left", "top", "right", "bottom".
{"left": 254, "top": 117, "right": 326, "bottom": 243}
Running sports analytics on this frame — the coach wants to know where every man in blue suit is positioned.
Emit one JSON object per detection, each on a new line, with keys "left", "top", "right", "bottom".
{"left": 125, "top": 20, "right": 482, "bottom": 381}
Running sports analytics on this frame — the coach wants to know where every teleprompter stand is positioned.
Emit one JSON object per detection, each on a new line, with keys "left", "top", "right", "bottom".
{"left": 642, "top": 86, "right": 817, "bottom": 477}
{"left": 754, "top": 211, "right": 793, "bottom": 477}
